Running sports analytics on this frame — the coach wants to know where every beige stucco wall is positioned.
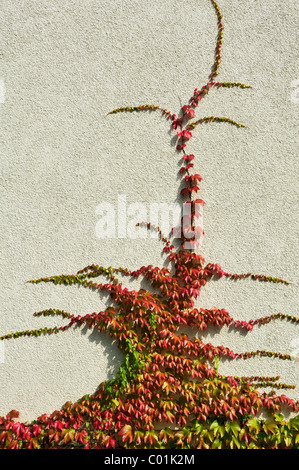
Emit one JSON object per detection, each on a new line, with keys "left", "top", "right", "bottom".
{"left": 0, "top": 0, "right": 298, "bottom": 423}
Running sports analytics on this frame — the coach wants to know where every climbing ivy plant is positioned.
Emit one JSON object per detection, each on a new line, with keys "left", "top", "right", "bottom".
{"left": 1, "top": 0, "right": 298, "bottom": 449}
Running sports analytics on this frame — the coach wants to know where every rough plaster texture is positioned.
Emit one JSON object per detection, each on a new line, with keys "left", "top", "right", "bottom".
{"left": 0, "top": 0, "right": 298, "bottom": 423}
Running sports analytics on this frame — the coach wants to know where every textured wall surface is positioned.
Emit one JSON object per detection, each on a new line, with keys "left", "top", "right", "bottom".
{"left": 0, "top": 0, "right": 298, "bottom": 423}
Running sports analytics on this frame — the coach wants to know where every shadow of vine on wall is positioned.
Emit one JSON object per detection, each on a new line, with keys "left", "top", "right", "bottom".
{"left": 1, "top": 0, "right": 299, "bottom": 449}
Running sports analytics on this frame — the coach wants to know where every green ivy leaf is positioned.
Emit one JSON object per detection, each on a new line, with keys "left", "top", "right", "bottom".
{"left": 263, "top": 421, "right": 278, "bottom": 435}
{"left": 211, "top": 438, "right": 222, "bottom": 449}
{"left": 210, "top": 420, "right": 225, "bottom": 437}
{"left": 231, "top": 435, "right": 240, "bottom": 449}
{"left": 225, "top": 421, "right": 241, "bottom": 438}
{"left": 246, "top": 417, "right": 260, "bottom": 434}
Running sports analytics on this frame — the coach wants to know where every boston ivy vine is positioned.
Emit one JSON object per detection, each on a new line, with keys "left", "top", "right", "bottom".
{"left": 1, "top": 0, "right": 298, "bottom": 449}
